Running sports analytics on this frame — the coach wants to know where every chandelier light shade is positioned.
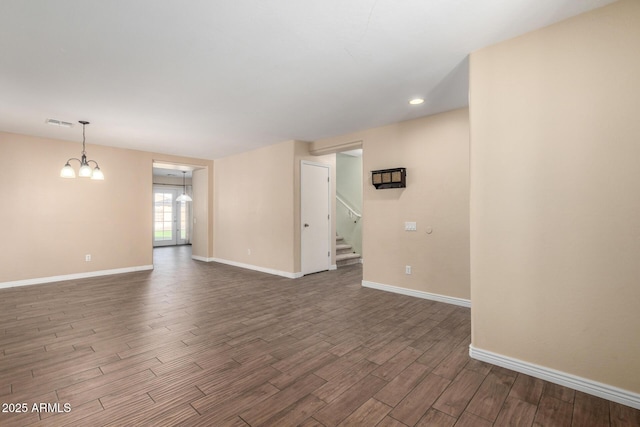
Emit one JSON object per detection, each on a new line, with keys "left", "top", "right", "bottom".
{"left": 176, "top": 171, "right": 192, "bottom": 202}
{"left": 60, "top": 121, "right": 104, "bottom": 180}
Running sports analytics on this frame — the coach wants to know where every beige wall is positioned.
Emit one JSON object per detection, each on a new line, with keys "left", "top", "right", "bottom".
{"left": 191, "top": 168, "right": 210, "bottom": 259}
{"left": 214, "top": 140, "right": 297, "bottom": 273}
{"left": 0, "top": 131, "right": 213, "bottom": 284}
{"left": 470, "top": 0, "right": 640, "bottom": 393}
{"left": 314, "top": 108, "right": 471, "bottom": 300}
{"left": 214, "top": 140, "right": 335, "bottom": 275}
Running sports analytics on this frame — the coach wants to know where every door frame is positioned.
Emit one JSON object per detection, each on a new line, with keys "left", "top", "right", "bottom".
{"left": 300, "top": 160, "right": 332, "bottom": 275}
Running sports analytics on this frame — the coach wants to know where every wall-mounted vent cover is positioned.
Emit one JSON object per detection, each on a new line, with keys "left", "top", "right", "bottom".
{"left": 45, "top": 118, "right": 74, "bottom": 128}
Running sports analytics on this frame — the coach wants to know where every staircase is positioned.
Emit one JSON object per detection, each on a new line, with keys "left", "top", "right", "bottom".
{"left": 335, "top": 235, "right": 361, "bottom": 267}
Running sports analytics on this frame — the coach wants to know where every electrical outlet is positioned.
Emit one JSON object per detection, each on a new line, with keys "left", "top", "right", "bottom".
{"left": 405, "top": 265, "right": 411, "bottom": 274}
{"left": 405, "top": 222, "right": 417, "bottom": 231}
{"left": 85, "top": 254, "right": 92, "bottom": 262}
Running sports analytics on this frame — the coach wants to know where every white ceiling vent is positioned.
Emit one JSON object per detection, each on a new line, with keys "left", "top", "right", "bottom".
{"left": 46, "top": 118, "right": 74, "bottom": 128}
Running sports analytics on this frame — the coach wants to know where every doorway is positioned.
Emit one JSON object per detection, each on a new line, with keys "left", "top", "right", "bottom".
{"left": 335, "top": 149, "right": 363, "bottom": 261}
{"left": 153, "top": 186, "right": 189, "bottom": 247}
{"left": 152, "top": 162, "right": 194, "bottom": 249}
{"left": 301, "top": 161, "right": 331, "bottom": 275}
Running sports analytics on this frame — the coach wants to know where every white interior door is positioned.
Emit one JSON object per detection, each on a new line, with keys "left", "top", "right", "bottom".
{"left": 153, "top": 187, "right": 189, "bottom": 247}
{"left": 301, "top": 161, "right": 330, "bottom": 275}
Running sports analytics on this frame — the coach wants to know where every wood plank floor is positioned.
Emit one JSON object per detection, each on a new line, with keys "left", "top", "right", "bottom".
{"left": 1, "top": 246, "right": 639, "bottom": 426}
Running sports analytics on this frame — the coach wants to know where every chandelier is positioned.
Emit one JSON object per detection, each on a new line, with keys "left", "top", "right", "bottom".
{"left": 60, "top": 121, "right": 104, "bottom": 180}
{"left": 176, "top": 171, "right": 192, "bottom": 202}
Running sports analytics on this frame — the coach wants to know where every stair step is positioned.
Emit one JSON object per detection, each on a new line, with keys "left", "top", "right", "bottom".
{"left": 336, "top": 252, "right": 361, "bottom": 267}
{"left": 336, "top": 252, "right": 360, "bottom": 260}
{"left": 336, "top": 253, "right": 361, "bottom": 266}
{"left": 335, "top": 236, "right": 360, "bottom": 267}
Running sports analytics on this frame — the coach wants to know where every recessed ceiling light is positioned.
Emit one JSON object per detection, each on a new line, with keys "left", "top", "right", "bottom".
{"left": 46, "top": 118, "right": 74, "bottom": 127}
{"left": 409, "top": 98, "right": 424, "bottom": 105}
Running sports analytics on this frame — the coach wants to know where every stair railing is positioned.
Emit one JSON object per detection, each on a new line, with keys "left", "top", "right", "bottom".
{"left": 336, "top": 194, "right": 362, "bottom": 221}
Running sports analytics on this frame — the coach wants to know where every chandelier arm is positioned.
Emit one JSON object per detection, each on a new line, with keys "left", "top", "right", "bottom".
{"left": 66, "top": 158, "right": 82, "bottom": 165}
{"left": 86, "top": 159, "right": 101, "bottom": 168}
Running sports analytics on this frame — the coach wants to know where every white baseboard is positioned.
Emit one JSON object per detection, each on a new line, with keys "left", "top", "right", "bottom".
{"left": 0, "top": 265, "right": 154, "bottom": 290}
{"left": 469, "top": 345, "right": 640, "bottom": 410}
{"left": 329, "top": 264, "right": 337, "bottom": 271}
{"left": 191, "top": 255, "right": 215, "bottom": 262}
{"left": 210, "top": 258, "right": 303, "bottom": 279}
{"left": 362, "top": 280, "right": 471, "bottom": 308}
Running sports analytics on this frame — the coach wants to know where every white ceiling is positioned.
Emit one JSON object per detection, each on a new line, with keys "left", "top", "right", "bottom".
{"left": 152, "top": 168, "right": 193, "bottom": 179}
{"left": 0, "top": 0, "right": 616, "bottom": 160}
{"left": 341, "top": 149, "right": 363, "bottom": 158}
{"left": 152, "top": 162, "right": 194, "bottom": 178}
